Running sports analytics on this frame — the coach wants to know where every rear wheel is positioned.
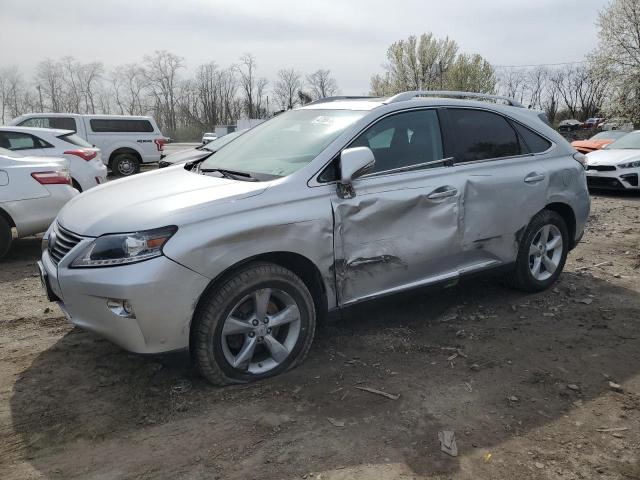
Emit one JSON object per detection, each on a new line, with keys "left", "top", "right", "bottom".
{"left": 111, "top": 153, "right": 140, "bottom": 176}
{"left": 507, "top": 210, "right": 569, "bottom": 292}
{"left": 0, "top": 216, "right": 13, "bottom": 260}
{"left": 191, "top": 262, "right": 316, "bottom": 385}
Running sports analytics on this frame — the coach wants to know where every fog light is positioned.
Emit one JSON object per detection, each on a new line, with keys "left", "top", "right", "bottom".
{"left": 107, "top": 298, "right": 136, "bottom": 318}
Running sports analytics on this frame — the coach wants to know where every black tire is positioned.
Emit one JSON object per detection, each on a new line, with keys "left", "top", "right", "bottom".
{"left": 0, "top": 216, "right": 13, "bottom": 260}
{"left": 111, "top": 153, "right": 140, "bottom": 177}
{"left": 506, "top": 209, "right": 569, "bottom": 292}
{"left": 191, "top": 262, "right": 316, "bottom": 386}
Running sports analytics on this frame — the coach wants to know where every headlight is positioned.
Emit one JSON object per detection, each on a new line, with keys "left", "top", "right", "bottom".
{"left": 71, "top": 226, "right": 177, "bottom": 268}
{"left": 618, "top": 160, "right": 640, "bottom": 169}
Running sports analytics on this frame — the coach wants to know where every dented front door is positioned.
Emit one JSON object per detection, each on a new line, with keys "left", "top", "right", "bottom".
{"left": 331, "top": 166, "right": 465, "bottom": 305}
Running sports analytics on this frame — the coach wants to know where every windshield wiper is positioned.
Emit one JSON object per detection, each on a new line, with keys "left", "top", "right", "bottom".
{"left": 201, "top": 167, "right": 257, "bottom": 181}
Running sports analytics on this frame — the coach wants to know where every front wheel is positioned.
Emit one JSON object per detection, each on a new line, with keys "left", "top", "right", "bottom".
{"left": 191, "top": 263, "right": 316, "bottom": 385}
{"left": 507, "top": 210, "right": 569, "bottom": 292}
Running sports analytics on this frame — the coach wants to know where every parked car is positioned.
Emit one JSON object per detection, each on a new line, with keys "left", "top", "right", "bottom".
{"left": 585, "top": 130, "right": 640, "bottom": 190}
{"left": 38, "top": 90, "right": 590, "bottom": 385}
{"left": 571, "top": 130, "right": 628, "bottom": 154}
{"left": 159, "top": 131, "right": 246, "bottom": 168}
{"left": 202, "top": 132, "right": 218, "bottom": 144}
{"left": 0, "top": 127, "right": 107, "bottom": 191}
{"left": 600, "top": 118, "right": 634, "bottom": 132}
{"left": 0, "top": 148, "right": 76, "bottom": 259}
{"left": 558, "top": 119, "right": 582, "bottom": 132}
{"left": 8, "top": 113, "right": 166, "bottom": 176}
{"left": 583, "top": 117, "right": 604, "bottom": 129}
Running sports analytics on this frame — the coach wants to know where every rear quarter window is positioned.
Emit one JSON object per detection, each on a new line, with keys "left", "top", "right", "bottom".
{"left": 59, "top": 133, "right": 93, "bottom": 148}
{"left": 89, "top": 119, "right": 154, "bottom": 133}
{"left": 512, "top": 123, "right": 552, "bottom": 154}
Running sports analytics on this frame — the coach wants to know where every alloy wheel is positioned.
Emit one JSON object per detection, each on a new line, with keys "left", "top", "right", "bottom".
{"left": 528, "top": 224, "right": 563, "bottom": 281}
{"left": 220, "top": 288, "right": 301, "bottom": 374}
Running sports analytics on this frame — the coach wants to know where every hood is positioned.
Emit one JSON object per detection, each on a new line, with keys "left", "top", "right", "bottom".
{"left": 162, "top": 147, "right": 211, "bottom": 166}
{"left": 58, "top": 166, "right": 268, "bottom": 236}
{"left": 572, "top": 139, "right": 612, "bottom": 151}
{"left": 586, "top": 148, "right": 640, "bottom": 166}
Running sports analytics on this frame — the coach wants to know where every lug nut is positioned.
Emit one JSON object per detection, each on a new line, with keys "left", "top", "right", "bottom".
{"left": 263, "top": 318, "right": 269, "bottom": 324}
{"left": 257, "top": 336, "right": 263, "bottom": 342}
{"left": 248, "top": 332, "right": 255, "bottom": 338}
{"left": 252, "top": 319, "right": 259, "bottom": 326}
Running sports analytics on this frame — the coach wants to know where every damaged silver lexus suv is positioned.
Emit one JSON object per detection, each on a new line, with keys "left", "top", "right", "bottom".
{"left": 38, "top": 91, "right": 590, "bottom": 385}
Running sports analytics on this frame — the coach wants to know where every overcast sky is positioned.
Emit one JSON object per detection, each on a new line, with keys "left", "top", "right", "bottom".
{"left": 0, "top": 0, "right": 609, "bottom": 94}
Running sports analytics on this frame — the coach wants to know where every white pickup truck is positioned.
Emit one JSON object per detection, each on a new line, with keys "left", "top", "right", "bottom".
{"left": 8, "top": 113, "right": 167, "bottom": 176}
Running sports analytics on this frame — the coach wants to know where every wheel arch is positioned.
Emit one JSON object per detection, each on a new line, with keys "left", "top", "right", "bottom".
{"left": 0, "top": 207, "right": 16, "bottom": 228}
{"left": 108, "top": 147, "right": 142, "bottom": 167}
{"left": 191, "top": 251, "right": 329, "bottom": 333}
{"left": 544, "top": 202, "right": 577, "bottom": 249}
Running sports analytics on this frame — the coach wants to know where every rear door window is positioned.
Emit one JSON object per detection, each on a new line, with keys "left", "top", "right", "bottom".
{"left": 446, "top": 109, "right": 521, "bottom": 163}
{"left": 89, "top": 119, "right": 154, "bottom": 133}
{"left": 0, "top": 131, "right": 51, "bottom": 150}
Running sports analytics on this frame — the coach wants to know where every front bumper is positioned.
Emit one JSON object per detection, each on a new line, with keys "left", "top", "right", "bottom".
{"left": 586, "top": 169, "right": 639, "bottom": 190}
{"left": 40, "top": 247, "right": 210, "bottom": 354}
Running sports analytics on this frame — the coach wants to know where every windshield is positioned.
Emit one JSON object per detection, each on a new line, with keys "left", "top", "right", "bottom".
{"left": 200, "top": 109, "right": 367, "bottom": 177}
{"left": 605, "top": 132, "right": 640, "bottom": 150}
{"left": 590, "top": 131, "right": 627, "bottom": 141}
{"left": 203, "top": 131, "right": 242, "bottom": 151}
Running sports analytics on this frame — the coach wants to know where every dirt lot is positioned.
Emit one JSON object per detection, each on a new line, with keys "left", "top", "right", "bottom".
{"left": 1, "top": 192, "right": 640, "bottom": 479}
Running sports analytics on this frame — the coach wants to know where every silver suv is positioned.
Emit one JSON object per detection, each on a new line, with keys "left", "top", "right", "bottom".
{"left": 38, "top": 91, "right": 590, "bottom": 385}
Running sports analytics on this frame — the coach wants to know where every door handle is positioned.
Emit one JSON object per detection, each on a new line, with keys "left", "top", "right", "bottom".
{"left": 427, "top": 187, "right": 458, "bottom": 199}
{"left": 524, "top": 173, "right": 545, "bottom": 184}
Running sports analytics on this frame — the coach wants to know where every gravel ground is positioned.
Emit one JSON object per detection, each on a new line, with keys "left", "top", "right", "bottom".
{"left": 1, "top": 190, "right": 639, "bottom": 479}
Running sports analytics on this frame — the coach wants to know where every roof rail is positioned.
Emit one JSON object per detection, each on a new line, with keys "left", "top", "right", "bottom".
{"left": 305, "top": 96, "right": 377, "bottom": 106}
{"left": 384, "top": 90, "right": 524, "bottom": 108}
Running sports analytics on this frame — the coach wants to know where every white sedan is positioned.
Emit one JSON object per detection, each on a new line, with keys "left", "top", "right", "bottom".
{"left": 0, "top": 148, "right": 77, "bottom": 258}
{"left": 0, "top": 126, "right": 107, "bottom": 191}
{"left": 586, "top": 131, "right": 640, "bottom": 190}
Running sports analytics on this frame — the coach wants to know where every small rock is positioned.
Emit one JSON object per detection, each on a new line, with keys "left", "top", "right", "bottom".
{"left": 535, "top": 462, "right": 545, "bottom": 469}
{"left": 44, "top": 307, "right": 51, "bottom": 314}
{"left": 508, "top": 395, "right": 519, "bottom": 403}
{"left": 567, "top": 384, "right": 580, "bottom": 392}
{"left": 608, "top": 381, "right": 623, "bottom": 393}
{"left": 470, "top": 363, "right": 480, "bottom": 372}
{"left": 577, "top": 298, "right": 593, "bottom": 305}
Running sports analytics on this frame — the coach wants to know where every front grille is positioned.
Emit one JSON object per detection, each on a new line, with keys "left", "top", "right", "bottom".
{"left": 587, "top": 176, "right": 625, "bottom": 189}
{"left": 587, "top": 165, "right": 616, "bottom": 172}
{"left": 49, "top": 223, "right": 83, "bottom": 265}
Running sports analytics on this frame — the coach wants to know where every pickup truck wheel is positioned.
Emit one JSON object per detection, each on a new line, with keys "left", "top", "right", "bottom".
{"left": 0, "top": 216, "right": 12, "bottom": 260}
{"left": 191, "top": 262, "right": 316, "bottom": 385}
{"left": 506, "top": 210, "right": 569, "bottom": 292}
{"left": 112, "top": 153, "right": 140, "bottom": 176}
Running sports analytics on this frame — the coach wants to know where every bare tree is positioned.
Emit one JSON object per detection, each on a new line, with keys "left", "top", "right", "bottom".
{"left": 307, "top": 69, "right": 339, "bottom": 99}
{"left": 35, "top": 58, "right": 63, "bottom": 112}
{"left": 143, "top": 50, "right": 184, "bottom": 134}
{"left": 236, "top": 53, "right": 258, "bottom": 118}
{"left": 274, "top": 68, "right": 302, "bottom": 110}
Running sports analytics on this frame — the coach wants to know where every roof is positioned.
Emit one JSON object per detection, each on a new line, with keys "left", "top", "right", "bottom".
{"left": 0, "top": 126, "right": 73, "bottom": 135}
{"left": 13, "top": 113, "right": 152, "bottom": 120}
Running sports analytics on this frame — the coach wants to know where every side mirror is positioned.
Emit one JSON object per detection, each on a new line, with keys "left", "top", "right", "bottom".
{"left": 340, "top": 147, "right": 375, "bottom": 185}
